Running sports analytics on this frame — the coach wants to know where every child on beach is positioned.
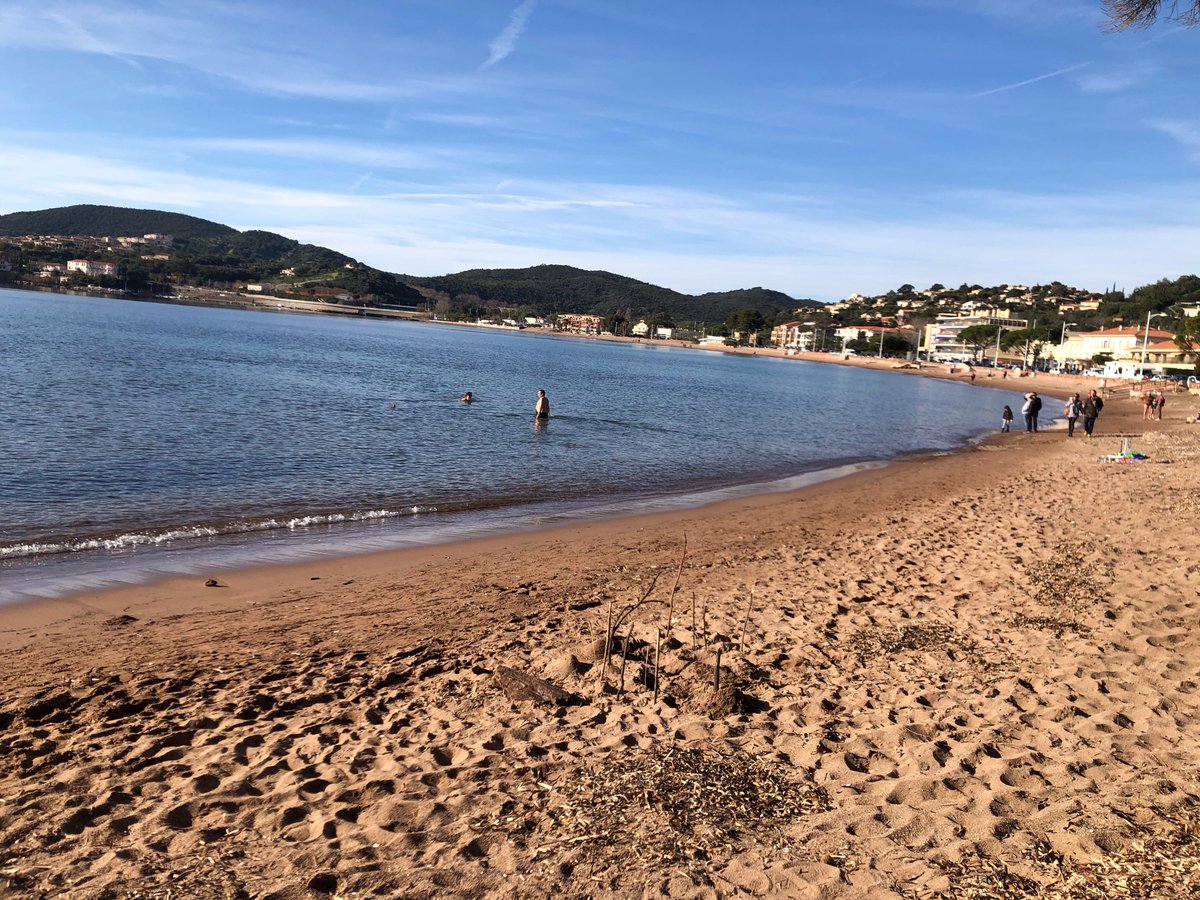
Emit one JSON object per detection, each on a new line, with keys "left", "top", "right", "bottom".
{"left": 1001, "top": 405, "right": 1013, "bottom": 433}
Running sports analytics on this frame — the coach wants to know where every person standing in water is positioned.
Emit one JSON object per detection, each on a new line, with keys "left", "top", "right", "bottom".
{"left": 534, "top": 389, "right": 550, "bottom": 419}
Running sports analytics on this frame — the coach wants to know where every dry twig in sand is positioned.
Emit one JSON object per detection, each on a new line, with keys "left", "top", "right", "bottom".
{"left": 1026, "top": 541, "right": 1114, "bottom": 616}
{"left": 848, "top": 623, "right": 971, "bottom": 664}
{"left": 550, "top": 744, "right": 830, "bottom": 880}
{"left": 935, "top": 805, "right": 1200, "bottom": 899}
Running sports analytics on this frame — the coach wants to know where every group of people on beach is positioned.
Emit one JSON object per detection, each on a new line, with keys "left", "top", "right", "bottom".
{"left": 1002, "top": 389, "right": 1104, "bottom": 437}
{"left": 457, "top": 389, "right": 551, "bottom": 420}
{"left": 1142, "top": 389, "right": 1166, "bottom": 421}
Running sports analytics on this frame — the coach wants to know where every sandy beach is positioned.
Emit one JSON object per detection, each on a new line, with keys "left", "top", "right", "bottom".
{"left": 3, "top": 377, "right": 1200, "bottom": 898}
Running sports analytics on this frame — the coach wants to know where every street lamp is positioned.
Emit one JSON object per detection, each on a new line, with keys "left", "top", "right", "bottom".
{"left": 1059, "top": 321, "right": 1077, "bottom": 372}
{"left": 1139, "top": 312, "right": 1167, "bottom": 378}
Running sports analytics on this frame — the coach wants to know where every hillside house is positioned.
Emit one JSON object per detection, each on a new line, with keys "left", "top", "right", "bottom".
{"left": 66, "top": 259, "right": 117, "bottom": 277}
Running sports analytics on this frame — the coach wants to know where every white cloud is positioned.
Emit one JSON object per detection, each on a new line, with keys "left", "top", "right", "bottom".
{"left": 484, "top": 0, "right": 537, "bottom": 68}
{"left": 1150, "top": 119, "right": 1200, "bottom": 162}
{"left": 4, "top": 140, "right": 1200, "bottom": 302}
{"left": 0, "top": 1, "right": 464, "bottom": 102}
{"left": 182, "top": 138, "right": 459, "bottom": 171}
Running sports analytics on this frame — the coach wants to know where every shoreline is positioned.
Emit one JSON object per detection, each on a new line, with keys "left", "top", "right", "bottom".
{"left": 2, "top": 290, "right": 1056, "bottom": 610}
{"left": 6, "top": 283, "right": 1142, "bottom": 399}
{"left": 1, "top": 369, "right": 1035, "bottom": 618}
{"left": 0, "top": 441, "right": 980, "bottom": 646}
{"left": 3, "top": 393, "right": 1200, "bottom": 897}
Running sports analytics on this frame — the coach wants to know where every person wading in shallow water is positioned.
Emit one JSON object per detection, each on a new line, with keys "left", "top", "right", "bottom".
{"left": 534, "top": 389, "right": 550, "bottom": 420}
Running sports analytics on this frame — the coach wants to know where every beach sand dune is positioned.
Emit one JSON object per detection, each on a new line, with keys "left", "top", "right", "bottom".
{"left": 3, "top": 395, "right": 1200, "bottom": 898}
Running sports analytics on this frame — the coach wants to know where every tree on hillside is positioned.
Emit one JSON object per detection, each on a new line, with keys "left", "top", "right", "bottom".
{"left": 1103, "top": 0, "right": 1200, "bottom": 29}
{"left": 725, "top": 308, "right": 765, "bottom": 344}
{"left": 647, "top": 311, "right": 675, "bottom": 332}
{"left": 602, "top": 312, "right": 628, "bottom": 335}
{"left": 1001, "top": 327, "right": 1053, "bottom": 369}
{"left": 958, "top": 324, "right": 998, "bottom": 360}
{"left": 1173, "top": 316, "right": 1200, "bottom": 372}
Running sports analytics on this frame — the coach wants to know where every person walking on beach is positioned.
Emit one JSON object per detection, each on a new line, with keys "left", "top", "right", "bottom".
{"left": 1154, "top": 389, "right": 1166, "bottom": 420}
{"left": 1001, "top": 405, "right": 1013, "bottom": 433}
{"left": 1143, "top": 390, "right": 1154, "bottom": 420}
{"left": 1081, "top": 389, "right": 1104, "bottom": 437}
{"left": 1022, "top": 392, "right": 1042, "bottom": 432}
{"left": 1063, "top": 392, "right": 1082, "bottom": 437}
{"left": 534, "top": 389, "right": 551, "bottom": 420}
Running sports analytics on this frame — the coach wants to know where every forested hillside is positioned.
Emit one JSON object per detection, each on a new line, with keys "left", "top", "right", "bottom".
{"left": 403, "top": 264, "right": 820, "bottom": 324}
{"left": 0, "top": 205, "right": 234, "bottom": 241}
{"left": 0, "top": 205, "right": 423, "bottom": 306}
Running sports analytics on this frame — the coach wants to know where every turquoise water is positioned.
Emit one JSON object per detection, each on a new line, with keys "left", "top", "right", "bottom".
{"left": 0, "top": 288, "right": 1025, "bottom": 601}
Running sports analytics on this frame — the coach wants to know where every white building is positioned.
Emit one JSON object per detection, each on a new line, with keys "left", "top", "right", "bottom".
{"left": 1056, "top": 325, "right": 1174, "bottom": 367}
{"left": 66, "top": 259, "right": 117, "bottom": 277}
{"left": 921, "top": 311, "right": 1027, "bottom": 361}
{"left": 770, "top": 321, "right": 809, "bottom": 349}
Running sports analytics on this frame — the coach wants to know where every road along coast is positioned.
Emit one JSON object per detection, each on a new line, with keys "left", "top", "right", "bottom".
{"left": 2, "top": 394, "right": 1200, "bottom": 897}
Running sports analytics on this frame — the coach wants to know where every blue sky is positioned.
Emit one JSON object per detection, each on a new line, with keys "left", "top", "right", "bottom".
{"left": 1, "top": 0, "right": 1198, "bottom": 301}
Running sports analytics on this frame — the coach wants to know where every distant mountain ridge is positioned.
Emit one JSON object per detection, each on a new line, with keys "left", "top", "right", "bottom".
{"left": 0, "top": 204, "right": 235, "bottom": 241}
{"left": 402, "top": 265, "right": 822, "bottom": 323}
{"left": 0, "top": 205, "right": 821, "bottom": 321}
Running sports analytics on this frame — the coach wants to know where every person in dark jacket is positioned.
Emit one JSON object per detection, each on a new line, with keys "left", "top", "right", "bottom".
{"left": 1081, "top": 389, "right": 1104, "bottom": 437}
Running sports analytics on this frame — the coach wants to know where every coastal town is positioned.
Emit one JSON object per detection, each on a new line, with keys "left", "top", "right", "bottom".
{"left": 3, "top": 226, "right": 1198, "bottom": 385}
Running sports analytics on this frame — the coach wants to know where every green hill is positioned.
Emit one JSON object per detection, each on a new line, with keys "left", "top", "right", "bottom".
{"left": 0, "top": 204, "right": 424, "bottom": 306}
{"left": 0, "top": 206, "right": 821, "bottom": 318}
{"left": 403, "top": 264, "right": 821, "bottom": 323}
{"left": 0, "top": 204, "right": 235, "bottom": 241}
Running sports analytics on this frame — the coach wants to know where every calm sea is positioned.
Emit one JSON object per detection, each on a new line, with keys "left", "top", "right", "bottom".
{"left": 0, "top": 288, "right": 1026, "bottom": 602}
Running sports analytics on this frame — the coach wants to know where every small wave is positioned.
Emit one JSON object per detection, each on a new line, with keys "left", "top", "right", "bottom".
{"left": 0, "top": 507, "right": 437, "bottom": 560}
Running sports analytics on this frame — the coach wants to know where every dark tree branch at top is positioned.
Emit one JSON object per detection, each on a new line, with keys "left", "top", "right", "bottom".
{"left": 1102, "top": 0, "right": 1200, "bottom": 30}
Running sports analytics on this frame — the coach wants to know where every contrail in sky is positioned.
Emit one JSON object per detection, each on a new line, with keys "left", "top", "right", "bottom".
{"left": 972, "top": 63, "right": 1088, "bottom": 97}
{"left": 484, "top": 0, "right": 537, "bottom": 68}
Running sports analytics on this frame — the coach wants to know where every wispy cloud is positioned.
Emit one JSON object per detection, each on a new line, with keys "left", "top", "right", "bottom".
{"left": 5, "top": 139, "right": 1200, "bottom": 300}
{"left": 1150, "top": 119, "right": 1200, "bottom": 162}
{"left": 1076, "top": 59, "right": 1157, "bottom": 94}
{"left": 1077, "top": 72, "right": 1137, "bottom": 93}
{"left": 0, "top": 1, "right": 467, "bottom": 102}
{"left": 973, "top": 63, "right": 1089, "bottom": 97}
{"left": 181, "top": 137, "right": 466, "bottom": 171}
{"left": 484, "top": 0, "right": 537, "bottom": 68}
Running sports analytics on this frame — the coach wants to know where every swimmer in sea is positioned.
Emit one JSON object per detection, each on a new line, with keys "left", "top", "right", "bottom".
{"left": 534, "top": 389, "right": 550, "bottom": 419}
{"left": 461, "top": 391, "right": 473, "bottom": 403}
